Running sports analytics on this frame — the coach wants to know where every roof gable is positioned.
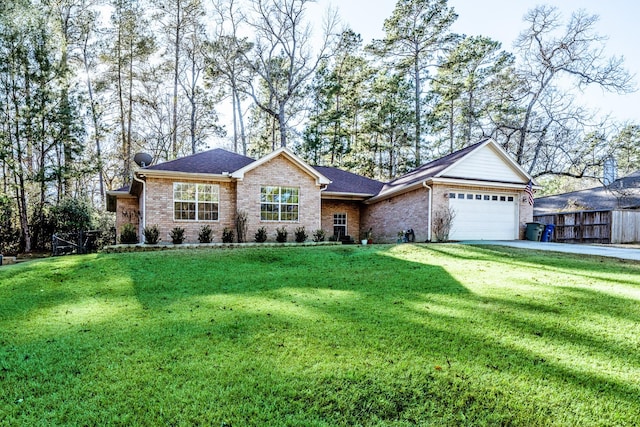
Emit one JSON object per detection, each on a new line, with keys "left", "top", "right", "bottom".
{"left": 370, "top": 138, "right": 533, "bottom": 202}
{"left": 231, "top": 147, "right": 331, "bottom": 186}
{"left": 440, "top": 139, "right": 529, "bottom": 183}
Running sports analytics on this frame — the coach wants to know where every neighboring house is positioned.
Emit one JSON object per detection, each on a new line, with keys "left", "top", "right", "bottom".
{"left": 534, "top": 171, "right": 640, "bottom": 215}
{"left": 107, "top": 138, "right": 536, "bottom": 243}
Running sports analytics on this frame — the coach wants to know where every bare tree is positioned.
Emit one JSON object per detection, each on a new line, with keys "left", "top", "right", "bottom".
{"left": 512, "top": 6, "right": 634, "bottom": 175}
{"left": 208, "top": 0, "right": 251, "bottom": 155}
{"left": 238, "top": 0, "right": 339, "bottom": 148}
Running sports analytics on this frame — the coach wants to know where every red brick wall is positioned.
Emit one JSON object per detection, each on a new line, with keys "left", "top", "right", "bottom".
{"left": 361, "top": 187, "right": 430, "bottom": 243}
{"left": 361, "top": 183, "right": 532, "bottom": 243}
{"left": 143, "top": 178, "right": 236, "bottom": 243}
{"left": 321, "top": 200, "right": 362, "bottom": 240}
{"left": 236, "top": 156, "right": 322, "bottom": 242}
{"left": 115, "top": 197, "right": 140, "bottom": 242}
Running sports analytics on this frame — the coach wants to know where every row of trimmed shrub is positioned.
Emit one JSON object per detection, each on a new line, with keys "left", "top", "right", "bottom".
{"left": 120, "top": 224, "right": 326, "bottom": 245}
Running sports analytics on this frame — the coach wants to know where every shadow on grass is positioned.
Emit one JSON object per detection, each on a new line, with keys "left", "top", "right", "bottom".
{"left": 2, "top": 245, "right": 639, "bottom": 425}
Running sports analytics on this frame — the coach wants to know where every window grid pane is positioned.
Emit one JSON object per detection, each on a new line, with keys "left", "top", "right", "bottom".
{"left": 174, "top": 183, "right": 219, "bottom": 221}
{"left": 260, "top": 186, "right": 299, "bottom": 221}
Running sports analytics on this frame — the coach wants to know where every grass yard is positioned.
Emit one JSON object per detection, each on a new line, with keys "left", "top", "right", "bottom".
{"left": 1, "top": 244, "right": 639, "bottom": 426}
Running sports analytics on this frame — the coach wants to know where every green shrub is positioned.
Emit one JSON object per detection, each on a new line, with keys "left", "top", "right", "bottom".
{"left": 294, "top": 226, "right": 307, "bottom": 243}
{"left": 254, "top": 226, "right": 268, "bottom": 243}
{"left": 119, "top": 223, "right": 138, "bottom": 244}
{"left": 0, "top": 195, "right": 20, "bottom": 254}
{"left": 312, "top": 229, "right": 325, "bottom": 242}
{"left": 170, "top": 227, "right": 185, "bottom": 244}
{"left": 143, "top": 224, "right": 160, "bottom": 244}
{"left": 198, "top": 225, "right": 213, "bottom": 243}
{"left": 222, "top": 227, "right": 234, "bottom": 243}
{"left": 275, "top": 226, "right": 288, "bottom": 243}
{"left": 92, "top": 211, "right": 116, "bottom": 249}
{"left": 51, "top": 197, "right": 93, "bottom": 233}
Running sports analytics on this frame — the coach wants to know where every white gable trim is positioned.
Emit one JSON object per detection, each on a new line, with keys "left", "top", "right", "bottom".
{"left": 231, "top": 147, "right": 331, "bottom": 186}
{"left": 436, "top": 138, "right": 536, "bottom": 185}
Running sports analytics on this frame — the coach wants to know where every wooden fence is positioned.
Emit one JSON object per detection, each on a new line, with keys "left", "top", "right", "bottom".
{"left": 533, "top": 210, "right": 640, "bottom": 244}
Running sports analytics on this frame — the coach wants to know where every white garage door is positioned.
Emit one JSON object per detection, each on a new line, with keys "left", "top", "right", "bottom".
{"left": 448, "top": 191, "right": 518, "bottom": 240}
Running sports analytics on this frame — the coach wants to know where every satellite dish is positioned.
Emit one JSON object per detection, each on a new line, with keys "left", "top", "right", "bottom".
{"left": 134, "top": 152, "right": 153, "bottom": 167}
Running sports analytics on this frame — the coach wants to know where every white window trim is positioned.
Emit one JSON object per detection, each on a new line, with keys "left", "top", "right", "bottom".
{"left": 260, "top": 186, "right": 300, "bottom": 222}
{"left": 173, "top": 182, "right": 220, "bottom": 221}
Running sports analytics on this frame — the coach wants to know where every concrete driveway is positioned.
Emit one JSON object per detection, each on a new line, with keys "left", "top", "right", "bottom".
{"left": 461, "top": 240, "right": 640, "bottom": 261}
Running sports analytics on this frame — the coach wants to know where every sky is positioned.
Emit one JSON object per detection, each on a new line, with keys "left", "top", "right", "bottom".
{"left": 330, "top": 0, "right": 640, "bottom": 125}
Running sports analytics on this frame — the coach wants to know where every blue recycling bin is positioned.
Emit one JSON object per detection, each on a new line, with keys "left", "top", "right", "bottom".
{"left": 541, "top": 224, "right": 555, "bottom": 242}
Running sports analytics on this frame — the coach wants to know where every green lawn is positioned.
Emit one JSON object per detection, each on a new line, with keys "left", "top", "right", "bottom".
{"left": 1, "top": 244, "right": 639, "bottom": 426}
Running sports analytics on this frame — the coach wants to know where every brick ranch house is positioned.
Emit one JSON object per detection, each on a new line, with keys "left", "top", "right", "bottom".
{"left": 107, "top": 138, "right": 537, "bottom": 244}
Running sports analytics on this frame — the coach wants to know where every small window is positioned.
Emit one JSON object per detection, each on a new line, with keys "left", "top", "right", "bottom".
{"left": 449, "top": 193, "right": 456, "bottom": 199}
{"left": 484, "top": 195, "right": 490, "bottom": 200}
{"left": 475, "top": 194, "right": 482, "bottom": 200}
{"left": 492, "top": 195, "right": 498, "bottom": 201}
{"left": 458, "top": 193, "right": 465, "bottom": 199}
{"left": 466, "top": 194, "right": 473, "bottom": 200}
{"left": 500, "top": 196, "right": 506, "bottom": 201}
{"left": 507, "top": 196, "right": 514, "bottom": 202}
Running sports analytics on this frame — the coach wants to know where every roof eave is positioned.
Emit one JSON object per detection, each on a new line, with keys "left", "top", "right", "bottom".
{"left": 321, "top": 191, "right": 375, "bottom": 201}
{"left": 365, "top": 181, "right": 427, "bottom": 204}
{"left": 105, "top": 190, "right": 135, "bottom": 197}
{"left": 136, "top": 169, "right": 234, "bottom": 181}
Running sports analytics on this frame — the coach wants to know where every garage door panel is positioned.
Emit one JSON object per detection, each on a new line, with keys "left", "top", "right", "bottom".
{"left": 448, "top": 192, "right": 517, "bottom": 240}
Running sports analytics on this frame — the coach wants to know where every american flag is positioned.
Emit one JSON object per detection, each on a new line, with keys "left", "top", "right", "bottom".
{"left": 525, "top": 180, "right": 534, "bottom": 206}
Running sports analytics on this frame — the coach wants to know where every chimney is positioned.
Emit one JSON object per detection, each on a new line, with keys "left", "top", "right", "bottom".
{"left": 603, "top": 157, "right": 617, "bottom": 186}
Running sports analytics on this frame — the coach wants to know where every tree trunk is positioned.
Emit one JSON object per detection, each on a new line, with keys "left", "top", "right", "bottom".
{"left": 82, "top": 38, "right": 105, "bottom": 203}
{"left": 234, "top": 88, "right": 247, "bottom": 156}
{"left": 278, "top": 102, "right": 287, "bottom": 148}
{"left": 414, "top": 57, "right": 421, "bottom": 165}
{"left": 117, "top": 23, "right": 128, "bottom": 181}
{"left": 172, "top": 0, "right": 181, "bottom": 158}
{"left": 232, "top": 82, "right": 238, "bottom": 153}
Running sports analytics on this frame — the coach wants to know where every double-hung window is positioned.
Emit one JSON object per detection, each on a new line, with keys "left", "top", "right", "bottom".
{"left": 173, "top": 183, "right": 219, "bottom": 221}
{"left": 333, "top": 213, "right": 347, "bottom": 238}
{"left": 260, "top": 186, "right": 299, "bottom": 221}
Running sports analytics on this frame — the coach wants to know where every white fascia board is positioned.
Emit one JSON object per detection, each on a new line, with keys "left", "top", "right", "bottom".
{"left": 136, "top": 169, "right": 234, "bottom": 182}
{"left": 106, "top": 190, "right": 136, "bottom": 198}
{"left": 430, "top": 177, "right": 542, "bottom": 190}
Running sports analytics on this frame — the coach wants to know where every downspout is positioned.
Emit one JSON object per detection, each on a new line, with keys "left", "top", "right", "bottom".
{"left": 423, "top": 182, "right": 432, "bottom": 242}
{"left": 133, "top": 172, "right": 146, "bottom": 243}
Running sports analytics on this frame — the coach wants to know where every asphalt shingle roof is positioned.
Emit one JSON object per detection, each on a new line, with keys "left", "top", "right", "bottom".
{"left": 313, "top": 166, "right": 384, "bottom": 195}
{"left": 144, "top": 148, "right": 255, "bottom": 174}
{"left": 534, "top": 171, "right": 640, "bottom": 214}
{"left": 376, "top": 139, "right": 488, "bottom": 197}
